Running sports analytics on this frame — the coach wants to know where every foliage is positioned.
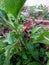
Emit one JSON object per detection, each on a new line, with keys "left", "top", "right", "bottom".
{"left": 18, "top": 14, "right": 26, "bottom": 24}
{"left": 0, "top": 1, "right": 49, "bottom": 65}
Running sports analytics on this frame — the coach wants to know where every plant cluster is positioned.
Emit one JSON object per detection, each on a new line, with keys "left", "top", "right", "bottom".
{"left": 0, "top": 0, "right": 49, "bottom": 65}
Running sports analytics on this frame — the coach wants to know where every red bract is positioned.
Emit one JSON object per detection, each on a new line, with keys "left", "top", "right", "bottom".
{"left": 22, "top": 18, "right": 34, "bottom": 32}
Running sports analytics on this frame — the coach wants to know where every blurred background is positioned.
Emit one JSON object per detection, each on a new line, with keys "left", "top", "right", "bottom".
{"left": 25, "top": 0, "right": 49, "bottom": 6}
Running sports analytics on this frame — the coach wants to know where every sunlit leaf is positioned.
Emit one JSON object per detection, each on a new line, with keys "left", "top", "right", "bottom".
{"left": 0, "top": 0, "right": 26, "bottom": 17}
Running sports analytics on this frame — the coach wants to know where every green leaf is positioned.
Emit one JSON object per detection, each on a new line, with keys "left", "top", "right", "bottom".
{"left": 32, "top": 50, "right": 39, "bottom": 60}
{"left": 17, "top": 25, "right": 23, "bottom": 33}
{"left": 0, "top": 9, "right": 8, "bottom": 20}
{"left": 4, "top": 31, "right": 21, "bottom": 44}
{"left": 28, "top": 62, "right": 41, "bottom": 65}
{"left": 32, "top": 27, "right": 41, "bottom": 34}
{"left": 0, "top": 39, "right": 7, "bottom": 48}
{"left": 30, "top": 33, "right": 40, "bottom": 40}
{"left": 46, "top": 52, "right": 49, "bottom": 58}
{"left": 0, "top": 9, "right": 9, "bottom": 28}
{"left": 37, "top": 31, "right": 49, "bottom": 44}
{"left": 16, "top": 60, "right": 21, "bottom": 65}
{"left": 25, "top": 43, "right": 39, "bottom": 60}
{"left": 25, "top": 43, "right": 33, "bottom": 50}
{"left": 21, "top": 51, "right": 27, "bottom": 60}
{"left": 0, "top": 53, "right": 5, "bottom": 65}
{"left": 0, "top": 0, "right": 26, "bottom": 17}
{"left": 22, "top": 54, "right": 27, "bottom": 60}
{"left": 47, "top": 60, "right": 49, "bottom": 65}
{"left": 4, "top": 33, "right": 13, "bottom": 44}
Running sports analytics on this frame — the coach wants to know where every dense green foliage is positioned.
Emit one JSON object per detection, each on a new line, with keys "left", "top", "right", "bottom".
{"left": 0, "top": 0, "right": 49, "bottom": 65}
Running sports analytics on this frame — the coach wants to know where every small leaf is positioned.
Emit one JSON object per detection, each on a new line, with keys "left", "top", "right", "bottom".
{"left": 22, "top": 54, "right": 27, "bottom": 60}
{"left": 32, "top": 27, "right": 41, "bottom": 34}
{"left": 37, "top": 31, "right": 49, "bottom": 44}
{"left": 46, "top": 52, "right": 49, "bottom": 58}
{"left": 4, "top": 33, "right": 13, "bottom": 44}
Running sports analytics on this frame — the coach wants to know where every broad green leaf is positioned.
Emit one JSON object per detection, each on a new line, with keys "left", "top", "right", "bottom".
{"left": 0, "top": 0, "right": 26, "bottom": 17}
